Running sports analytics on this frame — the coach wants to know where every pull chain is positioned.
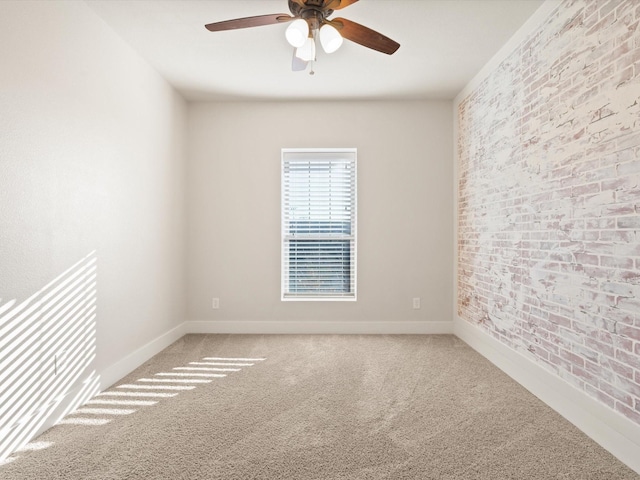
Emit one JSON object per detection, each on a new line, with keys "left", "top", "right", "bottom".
{"left": 309, "top": 27, "right": 318, "bottom": 75}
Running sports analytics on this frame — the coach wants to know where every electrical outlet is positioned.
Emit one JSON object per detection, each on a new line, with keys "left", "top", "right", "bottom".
{"left": 212, "top": 298, "right": 220, "bottom": 309}
{"left": 413, "top": 297, "right": 421, "bottom": 310}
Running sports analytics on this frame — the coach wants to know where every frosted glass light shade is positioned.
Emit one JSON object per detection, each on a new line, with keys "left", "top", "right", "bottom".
{"left": 295, "top": 37, "right": 316, "bottom": 62}
{"left": 319, "top": 24, "right": 343, "bottom": 53}
{"left": 285, "top": 19, "right": 309, "bottom": 48}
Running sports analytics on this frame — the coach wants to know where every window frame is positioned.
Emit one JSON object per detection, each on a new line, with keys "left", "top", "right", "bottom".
{"left": 281, "top": 147, "right": 357, "bottom": 302}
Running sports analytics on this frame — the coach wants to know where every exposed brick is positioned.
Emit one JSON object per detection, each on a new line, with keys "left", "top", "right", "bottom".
{"left": 601, "top": 379, "right": 634, "bottom": 406}
{"left": 586, "top": 218, "right": 616, "bottom": 229}
{"left": 617, "top": 296, "right": 640, "bottom": 314}
{"left": 616, "top": 188, "right": 640, "bottom": 203}
{"left": 602, "top": 176, "right": 639, "bottom": 192}
{"left": 549, "top": 352, "right": 573, "bottom": 371}
{"left": 575, "top": 252, "right": 599, "bottom": 265}
{"left": 601, "top": 204, "right": 636, "bottom": 216}
{"left": 560, "top": 347, "right": 586, "bottom": 368}
{"left": 572, "top": 365, "right": 599, "bottom": 386}
{"left": 600, "top": 255, "right": 634, "bottom": 268}
{"left": 600, "top": 355, "right": 634, "bottom": 379}
{"left": 612, "top": 334, "right": 635, "bottom": 352}
{"left": 617, "top": 216, "right": 640, "bottom": 229}
{"left": 584, "top": 338, "right": 615, "bottom": 357}
{"left": 617, "top": 324, "right": 640, "bottom": 341}
{"left": 617, "top": 161, "right": 640, "bottom": 177}
{"left": 601, "top": 282, "right": 634, "bottom": 296}
{"left": 572, "top": 182, "right": 601, "bottom": 196}
{"left": 573, "top": 343, "right": 600, "bottom": 363}
{"left": 616, "top": 348, "right": 640, "bottom": 370}
{"left": 585, "top": 384, "right": 615, "bottom": 408}
{"left": 601, "top": 1, "right": 618, "bottom": 19}
{"left": 458, "top": 0, "right": 640, "bottom": 428}
{"left": 616, "top": 402, "right": 640, "bottom": 423}
{"left": 549, "top": 312, "right": 573, "bottom": 328}
{"left": 585, "top": 358, "right": 615, "bottom": 384}
{"left": 613, "top": 270, "right": 640, "bottom": 286}
{"left": 616, "top": 131, "right": 640, "bottom": 152}
{"left": 598, "top": 231, "right": 634, "bottom": 243}
{"left": 615, "top": 49, "right": 640, "bottom": 74}
{"left": 615, "top": 376, "right": 640, "bottom": 399}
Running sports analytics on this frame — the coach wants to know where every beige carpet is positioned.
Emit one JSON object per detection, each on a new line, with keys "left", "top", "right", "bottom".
{"left": 1, "top": 334, "right": 637, "bottom": 479}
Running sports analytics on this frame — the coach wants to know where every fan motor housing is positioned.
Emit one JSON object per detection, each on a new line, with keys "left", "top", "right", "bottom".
{"left": 288, "top": 0, "right": 334, "bottom": 22}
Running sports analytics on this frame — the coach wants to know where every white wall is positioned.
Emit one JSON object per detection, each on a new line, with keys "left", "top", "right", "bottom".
{"left": 0, "top": 0, "right": 186, "bottom": 457}
{"left": 186, "top": 101, "right": 453, "bottom": 332}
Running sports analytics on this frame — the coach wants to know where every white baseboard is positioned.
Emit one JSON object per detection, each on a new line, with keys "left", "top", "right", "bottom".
{"left": 99, "top": 322, "right": 187, "bottom": 390}
{"left": 454, "top": 316, "right": 640, "bottom": 475}
{"left": 97, "top": 320, "right": 450, "bottom": 392}
{"left": 185, "top": 320, "right": 454, "bottom": 335}
{"left": 12, "top": 317, "right": 638, "bottom": 475}
{"left": 1, "top": 323, "right": 188, "bottom": 461}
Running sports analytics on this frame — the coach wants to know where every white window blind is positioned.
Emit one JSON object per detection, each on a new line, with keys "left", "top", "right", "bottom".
{"left": 281, "top": 148, "right": 357, "bottom": 301}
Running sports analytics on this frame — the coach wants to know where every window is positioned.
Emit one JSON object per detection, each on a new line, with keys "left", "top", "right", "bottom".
{"left": 281, "top": 148, "right": 357, "bottom": 301}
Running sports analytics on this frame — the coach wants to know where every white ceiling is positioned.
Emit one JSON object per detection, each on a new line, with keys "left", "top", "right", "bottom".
{"left": 86, "top": 0, "right": 545, "bottom": 101}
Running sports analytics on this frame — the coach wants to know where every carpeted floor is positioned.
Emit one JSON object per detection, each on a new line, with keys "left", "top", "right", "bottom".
{"left": 1, "top": 334, "right": 637, "bottom": 479}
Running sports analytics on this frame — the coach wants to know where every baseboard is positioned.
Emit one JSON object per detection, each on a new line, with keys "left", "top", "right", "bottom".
{"left": 89, "top": 319, "right": 453, "bottom": 394}
{"left": 8, "top": 317, "right": 638, "bottom": 474}
{"left": 99, "top": 322, "right": 187, "bottom": 390}
{"left": 454, "top": 316, "right": 640, "bottom": 475}
{"left": 185, "top": 320, "right": 454, "bottom": 335}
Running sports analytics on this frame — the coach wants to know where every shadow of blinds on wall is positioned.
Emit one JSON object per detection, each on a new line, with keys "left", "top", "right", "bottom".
{"left": 281, "top": 148, "right": 357, "bottom": 301}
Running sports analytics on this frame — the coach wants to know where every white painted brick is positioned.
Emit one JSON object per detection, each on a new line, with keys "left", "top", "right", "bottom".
{"left": 458, "top": 0, "right": 640, "bottom": 427}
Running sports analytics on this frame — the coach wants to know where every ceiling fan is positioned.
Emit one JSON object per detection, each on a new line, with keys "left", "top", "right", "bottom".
{"left": 204, "top": 0, "right": 400, "bottom": 74}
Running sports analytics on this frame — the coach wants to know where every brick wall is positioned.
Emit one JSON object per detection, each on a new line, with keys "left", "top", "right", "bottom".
{"left": 458, "top": 0, "right": 640, "bottom": 425}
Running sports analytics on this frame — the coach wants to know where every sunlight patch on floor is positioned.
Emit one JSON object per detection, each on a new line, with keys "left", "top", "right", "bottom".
{"left": 73, "top": 408, "right": 135, "bottom": 416}
{"left": 203, "top": 357, "right": 266, "bottom": 362}
{"left": 16, "top": 441, "right": 53, "bottom": 452}
{"left": 156, "top": 372, "right": 226, "bottom": 378}
{"left": 3, "top": 353, "right": 266, "bottom": 467}
{"left": 116, "top": 384, "right": 196, "bottom": 390}
{"left": 176, "top": 366, "right": 240, "bottom": 372}
{"left": 86, "top": 399, "right": 157, "bottom": 407}
{"left": 58, "top": 418, "right": 111, "bottom": 426}
{"left": 195, "top": 361, "right": 255, "bottom": 367}
{"left": 137, "top": 378, "right": 213, "bottom": 384}
{"left": 98, "top": 391, "right": 177, "bottom": 398}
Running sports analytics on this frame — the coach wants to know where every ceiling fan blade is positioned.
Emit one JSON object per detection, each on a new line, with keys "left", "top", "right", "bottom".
{"left": 325, "top": 0, "right": 359, "bottom": 10}
{"left": 205, "top": 14, "right": 293, "bottom": 32}
{"left": 329, "top": 17, "right": 400, "bottom": 55}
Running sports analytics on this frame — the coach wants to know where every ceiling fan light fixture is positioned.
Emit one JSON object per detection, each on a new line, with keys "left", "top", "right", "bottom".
{"left": 285, "top": 19, "right": 309, "bottom": 48}
{"left": 204, "top": 0, "right": 401, "bottom": 73}
{"left": 319, "top": 24, "right": 343, "bottom": 54}
{"left": 295, "top": 37, "right": 316, "bottom": 62}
